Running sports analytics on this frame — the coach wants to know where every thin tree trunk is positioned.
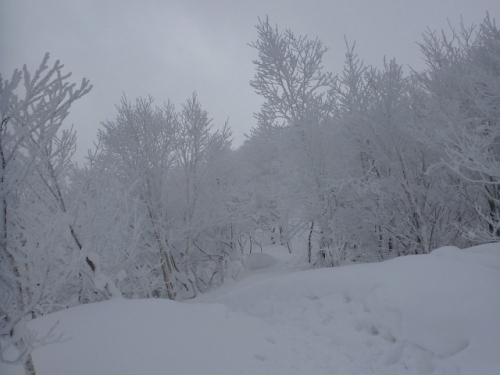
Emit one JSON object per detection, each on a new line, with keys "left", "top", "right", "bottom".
{"left": 158, "top": 241, "right": 174, "bottom": 300}
{"left": 24, "top": 353, "right": 36, "bottom": 375}
{"left": 147, "top": 206, "right": 175, "bottom": 300}
{"left": 308, "top": 220, "right": 314, "bottom": 263}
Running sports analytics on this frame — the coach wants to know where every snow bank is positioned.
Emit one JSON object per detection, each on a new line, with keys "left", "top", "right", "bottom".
{"left": 2, "top": 243, "right": 498, "bottom": 375}
{"left": 245, "top": 253, "right": 278, "bottom": 269}
{"left": 18, "top": 299, "right": 307, "bottom": 375}
{"left": 213, "top": 243, "right": 500, "bottom": 374}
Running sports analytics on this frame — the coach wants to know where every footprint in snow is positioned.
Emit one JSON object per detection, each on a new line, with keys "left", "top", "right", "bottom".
{"left": 265, "top": 335, "right": 276, "bottom": 344}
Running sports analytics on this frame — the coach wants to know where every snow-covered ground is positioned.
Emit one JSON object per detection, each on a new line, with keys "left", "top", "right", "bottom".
{"left": 2, "top": 243, "right": 499, "bottom": 375}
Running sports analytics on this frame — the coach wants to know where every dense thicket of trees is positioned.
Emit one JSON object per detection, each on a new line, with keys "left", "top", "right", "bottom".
{"left": 1, "top": 14, "right": 498, "bottom": 374}
{"left": 242, "top": 14, "right": 499, "bottom": 264}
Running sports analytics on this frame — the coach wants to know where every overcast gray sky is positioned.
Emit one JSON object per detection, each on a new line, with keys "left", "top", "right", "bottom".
{"left": 2, "top": 0, "right": 499, "bottom": 160}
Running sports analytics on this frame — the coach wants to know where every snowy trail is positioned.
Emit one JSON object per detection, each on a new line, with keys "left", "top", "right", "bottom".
{"left": 197, "top": 246, "right": 403, "bottom": 374}
{"left": 194, "top": 244, "right": 500, "bottom": 375}
{"left": 2, "top": 243, "right": 499, "bottom": 375}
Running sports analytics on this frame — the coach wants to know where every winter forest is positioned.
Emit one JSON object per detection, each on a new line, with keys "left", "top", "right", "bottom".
{"left": 1, "top": 14, "right": 500, "bottom": 375}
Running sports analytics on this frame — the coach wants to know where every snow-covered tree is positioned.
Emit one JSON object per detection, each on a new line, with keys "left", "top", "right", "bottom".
{"left": 98, "top": 96, "right": 178, "bottom": 299}
{"left": 0, "top": 54, "right": 91, "bottom": 375}
{"left": 332, "top": 53, "right": 464, "bottom": 256}
{"left": 168, "top": 93, "right": 234, "bottom": 295}
{"left": 174, "top": 93, "right": 232, "bottom": 254}
{"left": 93, "top": 93, "right": 235, "bottom": 299}
{"left": 416, "top": 13, "right": 500, "bottom": 242}
{"left": 249, "top": 16, "right": 333, "bottom": 128}
{"left": 249, "top": 17, "right": 361, "bottom": 263}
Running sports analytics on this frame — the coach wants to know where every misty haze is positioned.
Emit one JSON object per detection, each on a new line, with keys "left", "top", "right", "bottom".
{"left": 1, "top": 2, "right": 500, "bottom": 375}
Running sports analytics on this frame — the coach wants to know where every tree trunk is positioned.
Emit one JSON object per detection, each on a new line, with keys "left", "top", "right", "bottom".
{"left": 24, "top": 353, "right": 36, "bottom": 375}
{"left": 308, "top": 221, "right": 314, "bottom": 263}
{"left": 159, "top": 245, "right": 174, "bottom": 300}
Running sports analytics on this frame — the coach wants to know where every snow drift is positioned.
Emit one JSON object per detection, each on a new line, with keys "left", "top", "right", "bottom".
{"left": 2, "top": 243, "right": 499, "bottom": 375}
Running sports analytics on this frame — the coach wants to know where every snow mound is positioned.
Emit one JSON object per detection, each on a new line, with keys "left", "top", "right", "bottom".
{"left": 245, "top": 253, "right": 278, "bottom": 269}
{"left": 21, "top": 299, "right": 304, "bottom": 375}
{"left": 213, "top": 244, "right": 500, "bottom": 374}
{"left": 432, "top": 243, "right": 500, "bottom": 272}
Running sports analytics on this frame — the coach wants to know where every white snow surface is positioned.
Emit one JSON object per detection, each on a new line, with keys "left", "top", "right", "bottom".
{"left": 244, "top": 252, "right": 278, "bottom": 269}
{"left": 2, "top": 243, "right": 499, "bottom": 375}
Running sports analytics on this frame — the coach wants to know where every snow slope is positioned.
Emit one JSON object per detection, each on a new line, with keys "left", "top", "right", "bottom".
{"left": 2, "top": 243, "right": 499, "bottom": 375}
